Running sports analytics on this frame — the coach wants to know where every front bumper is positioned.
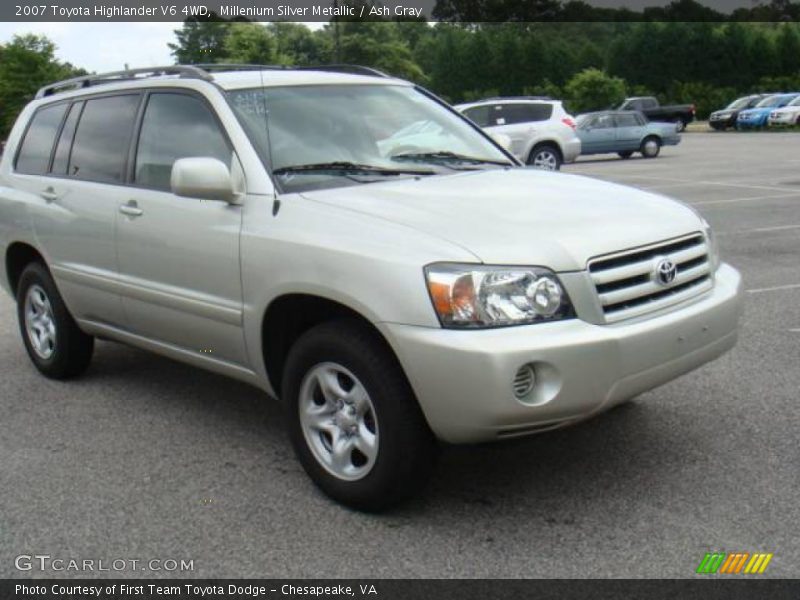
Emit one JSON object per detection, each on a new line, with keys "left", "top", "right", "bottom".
{"left": 768, "top": 113, "right": 796, "bottom": 125}
{"left": 737, "top": 114, "right": 766, "bottom": 127}
{"left": 709, "top": 113, "right": 734, "bottom": 128}
{"left": 383, "top": 263, "right": 742, "bottom": 443}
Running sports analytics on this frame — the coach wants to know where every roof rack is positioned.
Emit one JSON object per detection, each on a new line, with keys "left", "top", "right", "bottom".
{"left": 35, "top": 63, "right": 389, "bottom": 100}
{"left": 35, "top": 65, "right": 212, "bottom": 99}
{"left": 481, "top": 95, "right": 553, "bottom": 102}
{"left": 190, "top": 63, "right": 389, "bottom": 78}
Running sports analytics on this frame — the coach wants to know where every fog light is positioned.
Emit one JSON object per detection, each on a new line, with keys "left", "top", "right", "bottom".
{"left": 512, "top": 364, "right": 536, "bottom": 399}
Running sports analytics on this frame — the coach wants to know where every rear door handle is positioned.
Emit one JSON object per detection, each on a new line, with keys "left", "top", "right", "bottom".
{"left": 40, "top": 187, "right": 59, "bottom": 202}
{"left": 119, "top": 201, "right": 143, "bottom": 217}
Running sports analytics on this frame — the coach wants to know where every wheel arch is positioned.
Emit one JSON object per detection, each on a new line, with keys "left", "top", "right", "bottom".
{"left": 260, "top": 293, "right": 404, "bottom": 401}
{"left": 5, "top": 241, "right": 47, "bottom": 296}
{"left": 527, "top": 139, "right": 564, "bottom": 163}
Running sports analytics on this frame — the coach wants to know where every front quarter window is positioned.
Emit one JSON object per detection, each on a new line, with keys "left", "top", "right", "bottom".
{"left": 228, "top": 84, "right": 511, "bottom": 193}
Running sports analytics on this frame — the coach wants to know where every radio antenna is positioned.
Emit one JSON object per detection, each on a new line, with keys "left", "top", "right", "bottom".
{"left": 257, "top": 67, "right": 280, "bottom": 214}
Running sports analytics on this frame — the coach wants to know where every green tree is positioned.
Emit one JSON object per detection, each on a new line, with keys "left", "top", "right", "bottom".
{"left": 224, "top": 23, "right": 281, "bottom": 64}
{"left": 564, "top": 68, "right": 627, "bottom": 113}
{"left": 168, "top": 16, "right": 231, "bottom": 64}
{"left": 0, "top": 34, "right": 85, "bottom": 138}
{"left": 775, "top": 24, "right": 800, "bottom": 77}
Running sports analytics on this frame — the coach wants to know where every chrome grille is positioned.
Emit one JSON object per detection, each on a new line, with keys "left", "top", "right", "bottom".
{"left": 588, "top": 233, "right": 712, "bottom": 323}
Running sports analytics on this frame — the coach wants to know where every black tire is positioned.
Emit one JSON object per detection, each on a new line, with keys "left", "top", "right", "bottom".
{"left": 283, "top": 319, "right": 437, "bottom": 511}
{"left": 618, "top": 151, "right": 634, "bottom": 159}
{"left": 527, "top": 144, "right": 562, "bottom": 171}
{"left": 640, "top": 136, "right": 661, "bottom": 158}
{"left": 16, "top": 262, "right": 94, "bottom": 379}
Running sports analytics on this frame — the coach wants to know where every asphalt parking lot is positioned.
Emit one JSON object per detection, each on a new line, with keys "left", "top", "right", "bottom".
{"left": 1, "top": 132, "right": 798, "bottom": 579}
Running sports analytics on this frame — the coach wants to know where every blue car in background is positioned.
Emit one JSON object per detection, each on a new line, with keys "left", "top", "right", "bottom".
{"left": 576, "top": 111, "right": 680, "bottom": 159}
{"left": 737, "top": 93, "right": 800, "bottom": 128}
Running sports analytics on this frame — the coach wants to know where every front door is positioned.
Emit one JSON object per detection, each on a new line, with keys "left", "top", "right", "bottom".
{"left": 580, "top": 114, "right": 616, "bottom": 153}
{"left": 115, "top": 91, "right": 246, "bottom": 366}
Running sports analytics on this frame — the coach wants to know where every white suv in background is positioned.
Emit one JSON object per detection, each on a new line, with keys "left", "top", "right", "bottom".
{"left": 456, "top": 97, "right": 581, "bottom": 170}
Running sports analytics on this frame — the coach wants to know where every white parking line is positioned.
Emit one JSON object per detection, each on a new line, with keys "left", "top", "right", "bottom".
{"left": 718, "top": 224, "right": 800, "bottom": 236}
{"left": 746, "top": 283, "right": 800, "bottom": 294}
{"left": 693, "top": 193, "right": 798, "bottom": 206}
{"left": 612, "top": 173, "right": 796, "bottom": 194}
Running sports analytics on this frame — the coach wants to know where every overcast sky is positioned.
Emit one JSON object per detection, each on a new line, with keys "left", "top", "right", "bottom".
{"left": 0, "top": 22, "right": 178, "bottom": 71}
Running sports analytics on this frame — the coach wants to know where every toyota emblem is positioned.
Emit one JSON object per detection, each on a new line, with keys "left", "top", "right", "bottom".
{"left": 655, "top": 257, "right": 678, "bottom": 286}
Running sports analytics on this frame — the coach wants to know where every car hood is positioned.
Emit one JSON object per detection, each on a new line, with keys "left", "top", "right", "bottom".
{"left": 300, "top": 168, "right": 703, "bottom": 271}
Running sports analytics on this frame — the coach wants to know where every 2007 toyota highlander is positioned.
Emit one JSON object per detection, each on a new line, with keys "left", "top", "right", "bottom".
{"left": 0, "top": 65, "right": 742, "bottom": 510}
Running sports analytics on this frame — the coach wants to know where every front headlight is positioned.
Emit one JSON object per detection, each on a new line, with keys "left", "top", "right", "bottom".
{"left": 424, "top": 263, "right": 574, "bottom": 328}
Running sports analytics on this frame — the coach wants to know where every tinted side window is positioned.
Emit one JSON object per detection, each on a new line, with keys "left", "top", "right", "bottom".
{"left": 69, "top": 94, "right": 140, "bottom": 183}
{"left": 134, "top": 93, "right": 231, "bottom": 192}
{"left": 51, "top": 101, "right": 84, "bottom": 176}
{"left": 463, "top": 106, "right": 491, "bottom": 128}
{"left": 15, "top": 103, "right": 68, "bottom": 175}
{"left": 641, "top": 98, "right": 657, "bottom": 109}
{"left": 504, "top": 103, "right": 553, "bottom": 124}
{"left": 615, "top": 113, "right": 640, "bottom": 127}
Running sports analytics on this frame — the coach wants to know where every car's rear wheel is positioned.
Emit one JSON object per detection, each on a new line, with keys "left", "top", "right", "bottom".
{"left": 640, "top": 136, "right": 661, "bottom": 158}
{"left": 527, "top": 144, "right": 562, "bottom": 171}
{"left": 283, "top": 320, "right": 437, "bottom": 511}
{"left": 618, "top": 151, "right": 633, "bottom": 159}
{"left": 674, "top": 119, "right": 687, "bottom": 132}
{"left": 16, "top": 262, "right": 94, "bottom": 379}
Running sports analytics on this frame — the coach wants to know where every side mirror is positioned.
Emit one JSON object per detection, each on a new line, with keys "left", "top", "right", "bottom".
{"left": 171, "top": 157, "right": 237, "bottom": 203}
{"left": 490, "top": 132, "right": 513, "bottom": 152}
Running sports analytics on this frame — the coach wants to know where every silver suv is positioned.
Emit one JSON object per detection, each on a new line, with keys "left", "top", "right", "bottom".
{"left": 0, "top": 65, "right": 742, "bottom": 510}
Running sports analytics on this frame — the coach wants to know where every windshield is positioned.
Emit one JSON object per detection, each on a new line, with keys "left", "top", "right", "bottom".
{"left": 787, "top": 96, "right": 800, "bottom": 107}
{"left": 756, "top": 95, "right": 785, "bottom": 108}
{"left": 228, "top": 84, "right": 512, "bottom": 193}
{"left": 726, "top": 96, "right": 755, "bottom": 109}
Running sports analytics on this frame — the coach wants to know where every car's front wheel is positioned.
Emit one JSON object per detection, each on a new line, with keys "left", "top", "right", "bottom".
{"left": 527, "top": 144, "right": 562, "bottom": 171}
{"left": 16, "top": 262, "right": 94, "bottom": 379}
{"left": 283, "top": 320, "right": 437, "bottom": 511}
{"left": 640, "top": 136, "right": 661, "bottom": 158}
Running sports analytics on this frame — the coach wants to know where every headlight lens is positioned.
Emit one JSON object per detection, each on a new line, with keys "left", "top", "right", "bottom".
{"left": 425, "top": 264, "right": 574, "bottom": 328}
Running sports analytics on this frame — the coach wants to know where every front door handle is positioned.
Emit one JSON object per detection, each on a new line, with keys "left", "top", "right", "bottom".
{"left": 40, "top": 187, "right": 59, "bottom": 202}
{"left": 119, "top": 201, "right": 143, "bottom": 217}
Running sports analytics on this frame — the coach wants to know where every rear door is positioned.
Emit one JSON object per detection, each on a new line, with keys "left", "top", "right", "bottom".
{"left": 614, "top": 112, "right": 646, "bottom": 151}
{"left": 483, "top": 103, "right": 553, "bottom": 160}
{"left": 17, "top": 93, "right": 142, "bottom": 327}
{"left": 115, "top": 90, "right": 247, "bottom": 365}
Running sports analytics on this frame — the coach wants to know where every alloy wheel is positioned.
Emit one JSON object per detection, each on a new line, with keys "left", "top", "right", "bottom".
{"left": 24, "top": 284, "right": 57, "bottom": 360}
{"left": 299, "top": 362, "right": 379, "bottom": 481}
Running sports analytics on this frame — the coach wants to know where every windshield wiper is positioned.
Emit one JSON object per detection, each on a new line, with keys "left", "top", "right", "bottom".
{"left": 390, "top": 151, "right": 512, "bottom": 167}
{"left": 273, "top": 162, "right": 434, "bottom": 176}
